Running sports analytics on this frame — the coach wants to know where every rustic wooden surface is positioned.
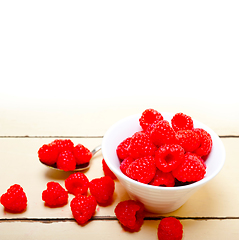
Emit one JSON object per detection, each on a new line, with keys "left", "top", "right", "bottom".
{"left": 0, "top": 104, "right": 238, "bottom": 239}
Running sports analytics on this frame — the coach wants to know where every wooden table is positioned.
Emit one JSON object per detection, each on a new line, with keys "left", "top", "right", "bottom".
{"left": 0, "top": 102, "right": 238, "bottom": 240}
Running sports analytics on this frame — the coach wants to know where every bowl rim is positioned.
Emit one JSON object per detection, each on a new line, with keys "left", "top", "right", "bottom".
{"left": 102, "top": 112, "right": 226, "bottom": 191}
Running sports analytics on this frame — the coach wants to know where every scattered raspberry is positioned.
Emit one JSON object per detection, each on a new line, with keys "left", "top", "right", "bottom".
{"left": 155, "top": 144, "right": 184, "bottom": 173}
{"left": 89, "top": 176, "right": 115, "bottom": 205}
{"left": 157, "top": 217, "right": 183, "bottom": 240}
{"left": 42, "top": 182, "right": 68, "bottom": 207}
{"left": 38, "top": 142, "right": 59, "bottom": 165}
{"left": 0, "top": 184, "right": 27, "bottom": 213}
{"left": 150, "top": 120, "right": 178, "bottom": 147}
{"left": 126, "top": 156, "right": 156, "bottom": 184}
{"left": 120, "top": 157, "right": 134, "bottom": 176}
{"left": 70, "top": 194, "right": 97, "bottom": 225}
{"left": 173, "top": 152, "right": 206, "bottom": 182}
{"left": 193, "top": 128, "right": 213, "bottom": 156}
{"left": 52, "top": 139, "right": 74, "bottom": 152}
{"left": 150, "top": 169, "right": 175, "bottom": 187}
{"left": 65, "top": 172, "right": 89, "bottom": 195}
{"left": 102, "top": 159, "right": 117, "bottom": 180}
{"left": 139, "top": 108, "right": 163, "bottom": 131}
{"left": 114, "top": 200, "right": 145, "bottom": 232}
{"left": 57, "top": 150, "right": 76, "bottom": 171}
{"left": 116, "top": 137, "right": 131, "bottom": 161}
{"left": 171, "top": 112, "right": 194, "bottom": 132}
{"left": 176, "top": 129, "right": 200, "bottom": 152}
{"left": 128, "top": 131, "right": 157, "bottom": 159}
{"left": 73, "top": 144, "right": 92, "bottom": 165}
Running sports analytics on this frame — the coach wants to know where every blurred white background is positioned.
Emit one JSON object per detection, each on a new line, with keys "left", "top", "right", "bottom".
{"left": 0, "top": 1, "right": 238, "bottom": 128}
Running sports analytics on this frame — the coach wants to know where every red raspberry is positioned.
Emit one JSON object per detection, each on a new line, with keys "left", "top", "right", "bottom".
{"left": 42, "top": 182, "right": 68, "bottom": 207}
{"left": 150, "top": 169, "right": 175, "bottom": 187}
{"left": 150, "top": 120, "right": 178, "bottom": 147}
{"left": 172, "top": 152, "right": 206, "bottom": 182}
{"left": 102, "top": 159, "right": 117, "bottom": 180}
{"left": 70, "top": 194, "right": 97, "bottom": 225}
{"left": 139, "top": 108, "right": 163, "bottom": 131}
{"left": 89, "top": 176, "right": 115, "bottom": 205}
{"left": 126, "top": 156, "right": 156, "bottom": 184}
{"left": 171, "top": 112, "right": 194, "bottom": 132}
{"left": 186, "top": 153, "right": 207, "bottom": 169}
{"left": 144, "top": 121, "right": 158, "bottom": 135}
{"left": 193, "top": 128, "right": 213, "bottom": 157}
{"left": 57, "top": 150, "right": 76, "bottom": 171}
{"left": 73, "top": 144, "right": 92, "bottom": 165}
{"left": 176, "top": 129, "right": 200, "bottom": 152}
{"left": 0, "top": 184, "right": 27, "bottom": 213}
{"left": 155, "top": 144, "right": 184, "bottom": 173}
{"left": 52, "top": 139, "right": 74, "bottom": 152}
{"left": 120, "top": 157, "right": 134, "bottom": 176}
{"left": 114, "top": 200, "right": 145, "bottom": 232}
{"left": 38, "top": 143, "right": 59, "bottom": 165}
{"left": 65, "top": 172, "right": 89, "bottom": 195}
{"left": 157, "top": 217, "right": 183, "bottom": 240}
{"left": 116, "top": 137, "right": 131, "bottom": 161}
{"left": 198, "top": 155, "right": 207, "bottom": 169}
{"left": 128, "top": 131, "right": 157, "bottom": 159}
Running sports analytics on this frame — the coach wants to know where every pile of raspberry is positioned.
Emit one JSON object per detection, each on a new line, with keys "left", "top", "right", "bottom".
{"left": 117, "top": 109, "right": 213, "bottom": 187}
{"left": 38, "top": 139, "right": 92, "bottom": 171}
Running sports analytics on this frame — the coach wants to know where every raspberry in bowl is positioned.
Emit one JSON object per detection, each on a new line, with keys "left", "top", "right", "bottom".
{"left": 102, "top": 110, "right": 225, "bottom": 213}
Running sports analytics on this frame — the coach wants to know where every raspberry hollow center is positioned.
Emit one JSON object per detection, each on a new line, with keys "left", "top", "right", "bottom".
{"left": 165, "top": 154, "right": 174, "bottom": 165}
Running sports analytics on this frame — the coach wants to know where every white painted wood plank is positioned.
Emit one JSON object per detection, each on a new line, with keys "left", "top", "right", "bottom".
{"left": 0, "top": 219, "right": 238, "bottom": 240}
{"left": 0, "top": 138, "right": 237, "bottom": 219}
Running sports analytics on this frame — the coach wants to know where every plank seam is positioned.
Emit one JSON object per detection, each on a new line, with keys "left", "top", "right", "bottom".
{"left": 1, "top": 216, "right": 239, "bottom": 223}
{"left": 0, "top": 135, "right": 238, "bottom": 138}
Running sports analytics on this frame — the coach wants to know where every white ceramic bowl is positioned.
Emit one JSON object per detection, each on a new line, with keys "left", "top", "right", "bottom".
{"left": 102, "top": 112, "right": 226, "bottom": 214}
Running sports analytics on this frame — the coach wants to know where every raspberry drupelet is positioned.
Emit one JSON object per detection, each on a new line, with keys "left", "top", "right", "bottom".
{"left": 73, "top": 144, "right": 92, "bottom": 165}
{"left": 114, "top": 200, "right": 145, "bottom": 232}
{"left": 193, "top": 128, "right": 213, "bottom": 157}
{"left": 126, "top": 156, "right": 156, "bottom": 184}
{"left": 120, "top": 157, "right": 134, "bottom": 176}
{"left": 128, "top": 131, "right": 157, "bottom": 159}
{"left": 70, "top": 194, "right": 97, "bottom": 225}
{"left": 150, "top": 169, "right": 175, "bottom": 187}
{"left": 57, "top": 150, "right": 76, "bottom": 171}
{"left": 139, "top": 108, "right": 163, "bottom": 131}
{"left": 102, "top": 159, "right": 117, "bottom": 180}
{"left": 172, "top": 152, "right": 206, "bottom": 183}
{"left": 150, "top": 120, "right": 178, "bottom": 147}
{"left": 38, "top": 142, "right": 59, "bottom": 166}
{"left": 171, "top": 112, "right": 194, "bottom": 132}
{"left": 176, "top": 129, "right": 200, "bottom": 152}
{"left": 52, "top": 139, "right": 74, "bottom": 152}
{"left": 89, "top": 176, "right": 115, "bottom": 205}
{"left": 65, "top": 172, "right": 89, "bottom": 195}
{"left": 42, "top": 182, "right": 68, "bottom": 207}
{"left": 116, "top": 137, "right": 131, "bottom": 161}
{"left": 158, "top": 217, "right": 183, "bottom": 240}
{"left": 155, "top": 144, "right": 184, "bottom": 173}
{"left": 0, "top": 184, "right": 27, "bottom": 213}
